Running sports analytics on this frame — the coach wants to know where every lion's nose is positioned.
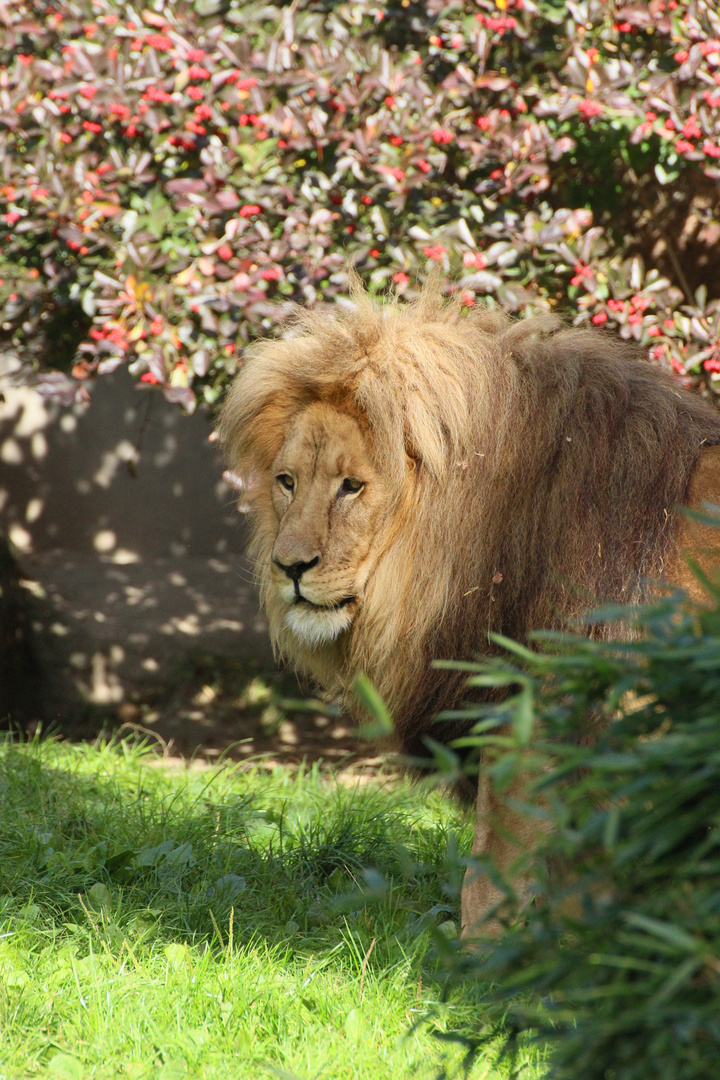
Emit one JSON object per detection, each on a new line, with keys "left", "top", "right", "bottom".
{"left": 272, "top": 555, "right": 320, "bottom": 582}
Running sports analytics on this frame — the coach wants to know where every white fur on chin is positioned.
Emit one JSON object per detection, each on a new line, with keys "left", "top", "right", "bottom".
{"left": 284, "top": 602, "right": 355, "bottom": 647}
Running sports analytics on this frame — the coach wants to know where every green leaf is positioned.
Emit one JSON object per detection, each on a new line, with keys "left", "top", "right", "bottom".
{"left": 344, "top": 1007, "right": 365, "bottom": 1039}
{"left": 164, "top": 943, "right": 187, "bottom": 970}
{"left": 623, "top": 912, "right": 702, "bottom": 953}
{"left": 352, "top": 675, "right": 394, "bottom": 738}
{"left": 655, "top": 162, "right": 680, "bottom": 185}
{"left": 512, "top": 686, "right": 535, "bottom": 746}
{"left": 47, "top": 1054, "right": 84, "bottom": 1080}
{"left": 87, "top": 882, "right": 112, "bottom": 913}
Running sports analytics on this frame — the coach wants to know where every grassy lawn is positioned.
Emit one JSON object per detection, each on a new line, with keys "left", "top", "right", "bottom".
{"left": 0, "top": 736, "right": 541, "bottom": 1080}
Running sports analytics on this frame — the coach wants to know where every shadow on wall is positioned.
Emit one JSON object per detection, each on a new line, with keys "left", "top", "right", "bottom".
{"left": 0, "top": 368, "right": 279, "bottom": 751}
{"left": 0, "top": 366, "right": 239, "bottom": 560}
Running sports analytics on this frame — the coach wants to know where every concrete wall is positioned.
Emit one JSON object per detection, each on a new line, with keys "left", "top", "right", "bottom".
{"left": 0, "top": 369, "right": 275, "bottom": 735}
{"left": 0, "top": 368, "right": 240, "bottom": 560}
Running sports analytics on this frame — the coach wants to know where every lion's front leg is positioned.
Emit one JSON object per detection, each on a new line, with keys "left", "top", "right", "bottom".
{"left": 461, "top": 770, "right": 548, "bottom": 939}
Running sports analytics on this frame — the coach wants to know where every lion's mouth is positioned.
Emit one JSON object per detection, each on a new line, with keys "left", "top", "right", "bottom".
{"left": 295, "top": 593, "right": 357, "bottom": 611}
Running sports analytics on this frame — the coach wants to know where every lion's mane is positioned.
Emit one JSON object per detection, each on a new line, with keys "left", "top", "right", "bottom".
{"left": 222, "top": 281, "right": 720, "bottom": 760}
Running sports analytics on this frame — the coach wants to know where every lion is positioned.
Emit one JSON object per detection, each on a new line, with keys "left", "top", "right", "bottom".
{"left": 220, "top": 278, "right": 720, "bottom": 934}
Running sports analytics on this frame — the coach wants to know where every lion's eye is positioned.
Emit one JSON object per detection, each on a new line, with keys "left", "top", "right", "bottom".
{"left": 276, "top": 473, "right": 295, "bottom": 493}
{"left": 340, "top": 477, "right": 364, "bottom": 496}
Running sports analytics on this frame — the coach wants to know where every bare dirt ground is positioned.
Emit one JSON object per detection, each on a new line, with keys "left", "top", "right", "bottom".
{"left": 15, "top": 549, "right": 380, "bottom": 775}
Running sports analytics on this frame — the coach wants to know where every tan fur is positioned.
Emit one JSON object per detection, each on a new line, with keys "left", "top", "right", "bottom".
{"left": 221, "top": 279, "right": 720, "bottom": 933}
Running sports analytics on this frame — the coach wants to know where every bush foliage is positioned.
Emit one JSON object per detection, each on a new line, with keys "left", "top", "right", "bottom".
{"left": 439, "top": 563, "right": 720, "bottom": 1080}
{"left": 2, "top": 0, "right": 720, "bottom": 411}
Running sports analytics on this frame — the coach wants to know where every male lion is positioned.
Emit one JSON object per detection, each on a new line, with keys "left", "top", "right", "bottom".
{"left": 221, "top": 280, "right": 720, "bottom": 933}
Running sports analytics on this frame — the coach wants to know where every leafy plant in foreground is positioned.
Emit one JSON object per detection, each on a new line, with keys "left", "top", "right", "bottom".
{"left": 439, "top": 558, "right": 720, "bottom": 1080}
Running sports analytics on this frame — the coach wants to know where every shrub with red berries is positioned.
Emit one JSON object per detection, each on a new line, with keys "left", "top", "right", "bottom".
{"left": 1, "top": 0, "right": 720, "bottom": 411}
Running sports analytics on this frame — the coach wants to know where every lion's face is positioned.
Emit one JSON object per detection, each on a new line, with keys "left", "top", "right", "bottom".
{"left": 267, "top": 401, "right": 391, "bottom": 647}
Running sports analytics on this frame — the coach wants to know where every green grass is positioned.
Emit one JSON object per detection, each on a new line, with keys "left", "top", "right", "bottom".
{"left": 0, "top": 736, "right": 542, "bottom": 1080}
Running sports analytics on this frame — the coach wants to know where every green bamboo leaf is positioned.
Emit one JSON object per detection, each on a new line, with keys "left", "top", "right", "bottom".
{"left": 623, "top": 912, "right": 702, "bottom": 953}
{"left": 352, "top": 675, "right": 394, "bottom": 739}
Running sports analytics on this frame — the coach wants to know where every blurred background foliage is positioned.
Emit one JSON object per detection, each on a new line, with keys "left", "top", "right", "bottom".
{"left": 2, "top": 0, "right": 720, "bottom": 412}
